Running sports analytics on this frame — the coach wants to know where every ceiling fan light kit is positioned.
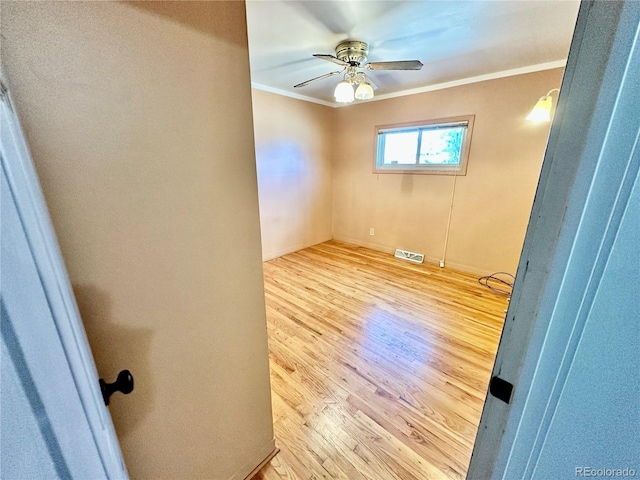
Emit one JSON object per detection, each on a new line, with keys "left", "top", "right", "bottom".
{"left": 334, "top": 80, "right": 355, "bottom": 103}
{"left": 334, "top": 69, "right": 373, "bottom": 103}
{"left": 355, "top": 82, "right": 374, "bottom": 100}
{"left": 295, "top": 40, "right": 423, "bottom": 104}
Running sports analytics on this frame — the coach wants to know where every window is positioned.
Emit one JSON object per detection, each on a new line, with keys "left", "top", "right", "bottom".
{"left": 374, "top": 115, "right": 474, "bottom": 175}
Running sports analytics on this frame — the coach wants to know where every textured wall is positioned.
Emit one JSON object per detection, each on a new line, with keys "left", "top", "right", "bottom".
{"left": 251, "top": 89, "right": 334, "bottom": 260}
{"left": 332, "top": 69, "right": 563, "bottom": 275}
{"left": 1, "top": 2, "right": 274, "bottom": 478}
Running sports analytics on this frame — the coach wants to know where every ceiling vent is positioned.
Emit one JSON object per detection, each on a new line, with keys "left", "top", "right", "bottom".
{"left": 394, "top": 249, "right": 425, "bottom": 264}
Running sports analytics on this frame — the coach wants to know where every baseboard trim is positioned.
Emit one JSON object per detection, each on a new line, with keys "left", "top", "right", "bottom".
{"left": 331, "top": 236, "right": 507, "bottom": 278}
{"left": 331, "top": 235, "right": 396, "bottom": 255}
{"left": 243, "top": 447, "right": 280, "bottom": 480}
{"left": 262, "top": 237, "right": 332, "bottom": 262}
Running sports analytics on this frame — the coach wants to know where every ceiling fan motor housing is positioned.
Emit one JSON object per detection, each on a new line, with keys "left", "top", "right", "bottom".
{"left": 336, "top": 40, "right": 369, "bottom": 66}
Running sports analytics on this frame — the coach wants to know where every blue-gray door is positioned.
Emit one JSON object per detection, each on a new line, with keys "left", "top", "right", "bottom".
{"left": 469, "top": 1, "right": 640, "bottom": 478}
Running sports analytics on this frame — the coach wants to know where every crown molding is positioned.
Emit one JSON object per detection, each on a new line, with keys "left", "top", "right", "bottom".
{"left": 250, "top": 83, "right": 335, "bottom": 107}
{"left": 252, "top": 60, "right": 567, "bottom": 108}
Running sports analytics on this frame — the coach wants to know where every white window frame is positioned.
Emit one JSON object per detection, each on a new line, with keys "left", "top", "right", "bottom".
{"left": 374, "top": 115, "right": 475, "bottom": 175}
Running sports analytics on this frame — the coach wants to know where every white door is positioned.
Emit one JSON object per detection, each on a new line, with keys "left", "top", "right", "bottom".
{"left": 0, "top": 84, "right": 128, "bottom": 478}
{"left": 469, "top": 1, "right": 640, "bottom": 478}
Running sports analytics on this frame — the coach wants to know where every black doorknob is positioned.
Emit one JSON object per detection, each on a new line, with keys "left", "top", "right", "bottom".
{"left": 99, "top": 370, "right": 134, "bottom": 406}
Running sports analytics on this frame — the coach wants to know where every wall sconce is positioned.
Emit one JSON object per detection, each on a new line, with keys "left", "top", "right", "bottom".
{"left": 527, "top": 88, "right": 560, "bottom": 123}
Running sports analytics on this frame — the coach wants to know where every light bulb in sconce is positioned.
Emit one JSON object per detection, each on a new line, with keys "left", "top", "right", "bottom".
{"left": 355, "top": 82, "right": 374, "bottom": 100}
{"left": 527, "top": 88, "right": 560, "bottom": 123}
{"left": 334, "top": 80, "right": 355, "bottom": 103}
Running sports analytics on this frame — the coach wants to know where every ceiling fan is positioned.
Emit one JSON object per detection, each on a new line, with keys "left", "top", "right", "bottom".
{"left": 294, "top": 40, "right": 423, "bottom": 103}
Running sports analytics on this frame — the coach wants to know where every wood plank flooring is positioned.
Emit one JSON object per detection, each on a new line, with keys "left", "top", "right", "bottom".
{"left": 255, "top": 241, "right": 507, "bottom": 480}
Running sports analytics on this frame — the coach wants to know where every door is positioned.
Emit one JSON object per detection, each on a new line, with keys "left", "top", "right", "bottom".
{"left": 468, "top": 1, "right": 640, "bottom": 478}
{"left": 0, "top": 83, "right": 128, "bottom": 478}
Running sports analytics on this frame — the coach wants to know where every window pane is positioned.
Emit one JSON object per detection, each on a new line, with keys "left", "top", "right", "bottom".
{"left": 382, "top": 131, "right": 419, "bottom": 165}
{"left": 418, "top": 126, "right": 465, "bottom": 165}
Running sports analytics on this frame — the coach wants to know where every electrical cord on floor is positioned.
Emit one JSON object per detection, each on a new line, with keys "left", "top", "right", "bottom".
{"left": 478, "top": 272, "right": 515, "bottom": 296}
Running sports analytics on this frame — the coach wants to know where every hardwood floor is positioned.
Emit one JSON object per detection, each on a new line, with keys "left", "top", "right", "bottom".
{"left": 255, "top": 241, "right": 507, "bottom": 480}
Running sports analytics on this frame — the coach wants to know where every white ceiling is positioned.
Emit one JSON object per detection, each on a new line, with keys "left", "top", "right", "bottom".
{"left": 245, "top": 0, "right": 581, "bottom": 106}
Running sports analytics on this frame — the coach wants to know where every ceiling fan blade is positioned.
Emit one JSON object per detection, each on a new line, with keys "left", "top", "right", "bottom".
{"left": 294, "top": 70, "right": 343, "bottom": 88}
{"left": 313, "top": 54, "right": 350, "bottom": 67}
{"left": 366, "top": 60, "right": 424, "bottom": 71}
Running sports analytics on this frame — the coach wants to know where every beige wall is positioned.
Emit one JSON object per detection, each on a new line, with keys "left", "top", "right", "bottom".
{"left": 1, "top": 2, "right": 274, "bottom": 479}
{"left": 333, "top": 69, "right": 563, "bottom": 275}
{"left": 251, "top": 89, "right": 334, "bottom": 260}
